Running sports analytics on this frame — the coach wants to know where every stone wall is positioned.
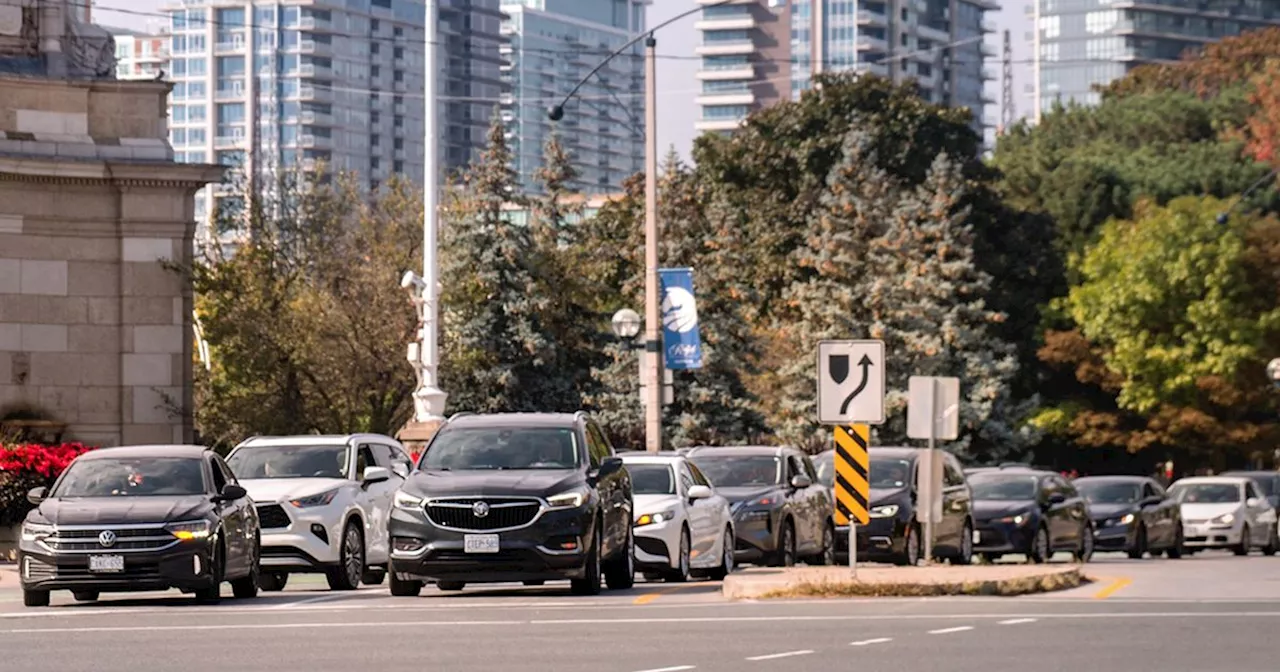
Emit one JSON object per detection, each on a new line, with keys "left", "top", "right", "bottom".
{"left": 0, "top": 74, "right": 221, "bottom": 447}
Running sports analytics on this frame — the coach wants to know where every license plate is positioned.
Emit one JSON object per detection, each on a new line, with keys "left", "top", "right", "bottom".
{"left": 463, "top": 534, "right": 499, "bottom": 554}
{"left": 88, "top": 554, "right": 124, "bottom": 573}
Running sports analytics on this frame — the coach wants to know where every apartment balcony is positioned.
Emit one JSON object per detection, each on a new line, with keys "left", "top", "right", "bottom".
{"left": 856, "top": 34, "right": 889, "bottom": 51}
{"left": 298, "top": 63, "right": 333, "bottom": 79}
{"left": 298, "top": 16, "right": 333, "bottom": 32}
{"left": 214, "top": 134, "right": 245, "bottom": 149}
{"left": 980, "top": 18, "right": 998, "bottom": 33}
{"left": 215, "top": 84, "right": 246, "bottom": 101}
{"left": 981, "top": 42, "right": 997, "bottom": 57}
{"left": 298, "top": 40, "right": 333, "bottom": 57}
{"left": 393, "top": 80, "right": 407, "bottom": 92}
{"left": 300, "top": 110, "right": 333, "bottom": 126}
{"left": 856, "top": 9, "right": 889, "bottom": 26}
{"left": 694, "top": 92, "right": 755, "bottom": 106}
{"left": 696, "top": 64, "right": 755, "bottom": 81}
{"left": 694, "top": 117, "right": 744, "bottom": 132}
{"left": 981, "top": 67, "right": 997, "bottom": 80}
{"left": 298, "top": 85, "right": 331, "bottom": 102}
{"left": 214, "top": 40, "right": 244, "bottom": 55}
{"left": 918, "top": 23, "right": 951, "bottom": 42}
{"left": 694, "top": 16, "right": 756, "bottom": 31}
{"left": 695, "top": 41, "right": 757, "bottom": 57}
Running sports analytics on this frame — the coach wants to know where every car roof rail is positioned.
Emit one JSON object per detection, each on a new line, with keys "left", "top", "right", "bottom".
{"left": 447, "top": 412, "right": 473, "bottom": 422}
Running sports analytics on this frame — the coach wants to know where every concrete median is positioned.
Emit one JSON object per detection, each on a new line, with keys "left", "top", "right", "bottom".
{"left": 722, "top": 564, "right": 1085, "bottom": 599}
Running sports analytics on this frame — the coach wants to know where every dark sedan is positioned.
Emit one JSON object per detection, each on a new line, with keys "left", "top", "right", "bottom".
{"left": 970, "top": 467, "right": 1093, "bottom": 564}
{"left": 1074, "top": 475, "right": 1184, "bottom": 559}
{"left": 18, "top": 445, "right": 261, "bottom": 607}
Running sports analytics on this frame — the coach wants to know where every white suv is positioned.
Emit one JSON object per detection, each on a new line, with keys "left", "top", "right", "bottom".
{"left": 225, "top": 434, "right": 412, "bottom": 591}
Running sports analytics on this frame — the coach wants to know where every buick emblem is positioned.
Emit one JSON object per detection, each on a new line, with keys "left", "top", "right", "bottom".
{"left": 98, "top": 530, "right": 117, "bottom": 548}
{"left": 472, "top": 501, "right": 490, "bottom": 518}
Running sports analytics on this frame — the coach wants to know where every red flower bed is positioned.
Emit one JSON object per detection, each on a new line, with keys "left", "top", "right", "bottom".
{"left": 0, "top": 443, "right": 96, "bottom": 526}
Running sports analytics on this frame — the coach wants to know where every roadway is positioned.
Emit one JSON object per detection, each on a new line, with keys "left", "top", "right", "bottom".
{"left": 2, "top": 550, "right": 1278, "bottom": 672}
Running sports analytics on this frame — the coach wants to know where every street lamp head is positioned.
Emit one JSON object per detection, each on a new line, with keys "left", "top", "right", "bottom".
{"left": 611, "top": 308, "right": 642, "bottom": 340}
{"left": 547, "top": 105, "right": 565, "bottom": 122}
{"left": 401, "top": 270, "right": 426, "bottom": 292}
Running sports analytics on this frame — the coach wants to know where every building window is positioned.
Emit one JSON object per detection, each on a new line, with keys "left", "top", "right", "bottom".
{"left": 1038, "top": 15, "right": 1060, "bottom": 39}
{"left": 703, "top": 29, "right": 750, "bottom": 43}
{"left": 393, "top": 160, "right": 404, "bottom": 173}
{"left": 702, "top": 105, "right": 749, "bottom": 120}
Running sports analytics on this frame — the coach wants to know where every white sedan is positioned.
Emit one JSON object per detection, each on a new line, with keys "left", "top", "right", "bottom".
{"left": 1169, "top": 476, "right": 1279, "bottom": 555}
{"left": 621, "top": 453, "right": 735, "bottom": 582}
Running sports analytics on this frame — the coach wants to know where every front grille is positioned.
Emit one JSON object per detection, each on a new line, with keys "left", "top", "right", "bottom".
{"left": 257, "top": 504, "right": 291, "bottom": 529}
{"left": 43, "top": 526, "right": 176, "bottom": 552}
{"left": 24, "top": 557, "right": 163, "bottom": 582}
{"left": 1185, "top": 519, "right": 1207, "bottom": 526}
{"left": 424, "top": 498, "right": 540, "bottom": 531}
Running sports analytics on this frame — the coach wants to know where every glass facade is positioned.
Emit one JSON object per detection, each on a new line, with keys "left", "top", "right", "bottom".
{"left": 1036, "top": 0, "right": 1280, "bottom": 111}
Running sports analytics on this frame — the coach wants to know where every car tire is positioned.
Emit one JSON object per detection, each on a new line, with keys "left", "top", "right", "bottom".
{"left": 895, "top": 524, "right": 921, "bottom": 567}
{"left": 1167, "top": 527, "right": 1185, "bottom": 559}
{"left": 709, "top": 526, "right": 735, "bottom": 581}
{"left": 570, "top": 525, "right": 604, "bottom": 596}
{"left": 809, "top": 521, "right": 836, "bottom": 566}
{"left": 604, "top": 523, "right": 636, "bottom": 590}
{"left": 326, "top": 519, "right": 364, "bottom": 591}
{"left": 436, "top": 581, "right": 465, "bottom": 591}
{"left": 1028, "top": 526, "right": 1050, "bottom": 564}
{"left": 361, "top": 568, "right": 387, "bottom": 585}
{"left": 1128, "top": 524, "right": 1147, "bottom": 560}
{"left": 23, "top": 589, "right": 50, "bottom": 607}
{"left": 773, "top": 519, "right": 797, "bottom": 568}
{"left": 194, "top": 542, "right": 224, "bottom": 604}
{"left": 1073, "top": 522, "right": 1094, "bottom": 563}
{"left": 1233, "top": 526, "right": 1251, "bottom": 556}
{"left": 231, "top": 535, "right": 261, "bottom": 599}
{"left": 954, "top": 520, "right": 975, "bottom": 565}
{"left": 1262, "top": 527, "right": 1278, "bottom": 557}
{"left": 388, "top": 561, "right": 423, "bottom": 597}
{"left": 258, "top": 571, "right": 288, "bottom": 591}
{"left": 72, "top": 590, "right": 98, "bottom": 602}
{"left": 667, "top": 527, "right": 692, "bottom": 583}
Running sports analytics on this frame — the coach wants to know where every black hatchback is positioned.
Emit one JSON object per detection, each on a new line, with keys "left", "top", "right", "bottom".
{"left": 970, "top": 466, "right": 1094, "bottom": 564}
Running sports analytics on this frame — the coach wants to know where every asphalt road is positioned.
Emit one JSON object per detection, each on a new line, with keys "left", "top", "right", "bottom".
{"left": 2, "top": 550, "right": 1279, "bottom": 672}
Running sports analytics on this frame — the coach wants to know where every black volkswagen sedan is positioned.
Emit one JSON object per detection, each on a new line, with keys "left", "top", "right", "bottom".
{"left": 387, "top": 412, "right": 635, "bottom": 597}
{"left": 18, "top": 445, "right": 260, "bottom": 607}
{"left": 1073, "top": 475, "right": 1184, "bottom": 559}
{"left": 970, "top": 466, "right": 1093, "bottom": 564}
{"left": 814, "top": 447, "right": 975, "bottom": 566}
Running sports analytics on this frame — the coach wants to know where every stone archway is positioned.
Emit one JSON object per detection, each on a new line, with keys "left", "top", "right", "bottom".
{"left": 0, "top": 404, "right": 66, "bottom": 446}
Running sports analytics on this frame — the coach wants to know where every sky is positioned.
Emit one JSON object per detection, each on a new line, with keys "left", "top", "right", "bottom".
{"left": 92, "top": 0, "right": 1033, "bottom": 160}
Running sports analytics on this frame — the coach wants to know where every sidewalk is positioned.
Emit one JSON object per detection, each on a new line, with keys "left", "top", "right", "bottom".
{"left": 721, "top": 563, "right": 1084, "bottom": 599}
{"left": 0, "top": 562, "right": 16, "bottom": 586}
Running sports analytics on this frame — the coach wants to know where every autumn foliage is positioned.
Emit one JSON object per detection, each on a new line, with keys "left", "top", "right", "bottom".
{"left": 0, "top": 443, "right": 96, "bottom": 525}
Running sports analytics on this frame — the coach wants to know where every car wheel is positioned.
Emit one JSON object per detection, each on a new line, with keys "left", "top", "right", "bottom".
{"left": 1167, "top": 527, "right": 1185, "bottom": 559}
{"left": 709, "top": 526, "right": 735, "bottom": 581}
{"left": 1028, "top": 526, "right": 1050, "bottom": 564}
{"left": 1127, "top": 524, "right": 1147, "bottom": 560}
{"left": 604, "top": 523, "right": 636, "bottom": 590}
{"left": 1262, "top": 527, "right": 1278, "bottom": 557}
{"left": 388, "top": 561, "right": 422, "bottom": 597}
{"left": 437, "top": 581, "right": 465, "bottom": 592}
{"left": 809, "top": 521, "right": 836, "bottom": 566}
{"left": 194, "top": 542, "right": 224, "bottom": 604}
{"left": 231, "top": 535, "right": 261, "bottom": 599}
{"left": 23, "top": 589, "right": 50, "bottom": 607}
{"left": 895, "top": 524, "right": 921, "bottom": 566}
{"left": 667, "top": 527, "right": 691, "bottom": 583}
{"left": 326, "top": 519, "right": 364, "bottom": 591}
{"left": 1074, "top": 522, "right": 1094, "bottom": 563}
{"left": 258, "top": 571, "right": 288, "bottom": 591}
{"left": 570, "top": 525, "right": 604, "bottom": 596}
{"left": 774, "top": 519, "right": 797, "bottom": 567}
{"left": 1234, "top": 526, "right": 1251, "bottom": 556}
{"left": 954, "top": 520, "right": 975, "bottom": 565}
{"left": 72, "top": 590, "right": 98, "bottom": 602}
{"left": 361, "top": 568, "right": 387, "bottom": 585}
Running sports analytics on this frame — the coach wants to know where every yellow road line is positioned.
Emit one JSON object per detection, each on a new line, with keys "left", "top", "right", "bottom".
{"left": 633, "top": 584, "right": 701, "bottom": 605}
{"left": 1093, "top": 576, "right": 1133, "bottom": 600}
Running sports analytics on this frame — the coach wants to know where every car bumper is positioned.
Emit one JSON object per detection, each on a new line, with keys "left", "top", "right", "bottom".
{"left": 17, "top": 540, "right": 217, "bottom": 593}
{"left": 634, "top": 520, "right": 679, "bottom": 571}
{"left": 388, "top": 504, "right": 593, "bottom": 583}
{"left": 731, "top": 510, "right": 778, "bottom": 563}
{"left": 834, "top": 516, "right": 907, "bottom": 559}
{"left": 255, "top": 503, "right": 345, "bottom": 570}
{"left": 1092, "top": 523, "right": 1135, "bottom": 552}
{"left": 973, "top": 520, "right": 1035, "bottom": 553}
{"left": 1183, "top": 522, "right": 1241, "bottom": 548}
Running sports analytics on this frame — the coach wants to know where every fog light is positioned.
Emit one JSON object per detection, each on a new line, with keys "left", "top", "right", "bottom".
{"left": 311, "top": 524, "right": 329, "bottom": 544}
{"left": 393, "top": 537, "right": 425, "bottom": 553}
{"left": 193, "top": 554, "right": 202, "bottom": 575}
{"left": 560, "top": 541, "right": 578, "bottom": 551}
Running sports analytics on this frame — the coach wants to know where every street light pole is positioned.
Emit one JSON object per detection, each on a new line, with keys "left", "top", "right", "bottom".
{"left": 412, "top": 0, "right": 446, "bottom": 422}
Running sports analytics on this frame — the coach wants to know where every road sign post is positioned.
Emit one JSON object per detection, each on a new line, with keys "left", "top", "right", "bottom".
{"left": 817, "top": 340, "right": 886, "bottom": 577}
{"left": 907, "top": 376, "right": 960, "bottom": 565}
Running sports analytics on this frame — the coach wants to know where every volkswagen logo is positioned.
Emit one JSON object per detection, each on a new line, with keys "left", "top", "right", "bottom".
{"left": 98, "top": 530, "right": 117, "bottom": 548}
{"left": 472, "top": 501, "right": 490, "bottom": 518}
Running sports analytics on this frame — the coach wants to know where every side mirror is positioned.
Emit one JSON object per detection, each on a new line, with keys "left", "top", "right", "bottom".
{"left": 363, "top": 466, "right": 391, "bottom": 485}
{"left": 595, "top": 456, "right": 624, "bottom": 480}
{"left": 1047, "top": 492, "right": 1067, "bottom": 505}
{"left": 687, "top": 485, "right": 713, "bottom": 500}
{"left": 27, "top": 486, "right": 47, "bottom": 505}
{"left": 1247, "top": 497, "right": 1262, "bottom": 508}
{"left": 216, "top": 484, "right": 247, "bottom": 502}
{"left": 790, "top": 474, "right": 812, "bottom": 489}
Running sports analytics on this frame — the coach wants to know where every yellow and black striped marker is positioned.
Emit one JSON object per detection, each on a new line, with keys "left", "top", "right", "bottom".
{"left": 833, "top": 424, "right": 870, "bottom": 525}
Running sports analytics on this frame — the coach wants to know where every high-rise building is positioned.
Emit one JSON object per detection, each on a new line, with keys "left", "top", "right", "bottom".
{"left": 695, "top": 0, "right": 997, "bottom": 135}
{"left": 160, "top": 0, "right": 503, "bottom": 231}
{"left": 500, "top": 0, "right": 646, "bottom": 195}
{"left": 1032, "top": 0, "right": 1280, "bottom": 120}
{"left": 107, "top": 25, "right": 169, "bottom": 81}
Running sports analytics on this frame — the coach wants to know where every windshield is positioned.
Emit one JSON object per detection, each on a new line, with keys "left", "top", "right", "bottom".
{"left": 691, "top": 456, "right": 780, "bottom": 488}
{"left": 53, "top": 457, "right": 206, "bottom": 497}
{"left": 628, "top": 464, "right": 676, "bottom": 495}
{"left": 420, "top": 427, "right": 580, "bottom": 470}
{"left": 227, "top": 444, "right": 350, "bottom": 479}
{"left": 1224, "top": 473, "right": 1276, "bottom": 496}
{"left": 814, "top": 454, "right": 913, "bottom": 489}
{"left": 1077, "top": 481, "right": 1142, "bottom": 505}
{"left": 1169, "top": 482, "right": 1241, "bottom": 504}
{"left": 969, "top": 475, "right": 1039, "bottom": 500}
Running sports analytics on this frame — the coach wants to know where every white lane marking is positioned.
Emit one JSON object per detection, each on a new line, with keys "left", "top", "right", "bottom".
{"left": 270, "top": 593, "right": 360, "bottom": 609}
{"left": 3, "top": 620, "right": 526, "bottom": 634}
{"left": 850, "top": 638, "right": 892, "bottom": 646}
{"left": 928, "top": 626, "right": 974, "bottom": 634}
{"left": 746, "top": 650, "right": 813, "bottom": 662}
{"left": 999, "top": 618, "right": 1038, "bottom": 625}
{"left": 633, "top": 666, "right": 695, "bottom": 672}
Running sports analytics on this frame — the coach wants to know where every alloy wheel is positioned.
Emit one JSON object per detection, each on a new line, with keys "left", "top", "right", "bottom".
{"left": 344, "top": 527, "right": 363, "bottom": 586}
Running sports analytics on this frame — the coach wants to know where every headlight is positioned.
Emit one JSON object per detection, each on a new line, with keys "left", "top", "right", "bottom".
{"left": 547, "top": 488, "right": 588, "bottom": 509}
{"left": 636, "top": 509, "right": 677, "bottom": 526}
{"left": 1118, "top": 513, "right": 1135, "bottom": 526}
{"left": 1212, "top": 513, "right": 1235, "bottom": 525}
{"left": 869, "top": 504, "right": 899, "bottom": 518}
{"left": 21, "top": 522, "right": 53, "bottom": 542}
{"left": 289, "top": 489, "right": 340, "bottom": 508}
{"left": 393, "top": 490, "right": 424, "bottom": 510}
{"left": 996, "top": 514, "right": 1029, "bottom": 525}
{"left": 166, "top": 520, "right": 212, "bottom": 541}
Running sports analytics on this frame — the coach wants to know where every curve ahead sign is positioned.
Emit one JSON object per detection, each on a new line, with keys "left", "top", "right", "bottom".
{"left": 658, "top": 267, "right": 704, "bottom": 370}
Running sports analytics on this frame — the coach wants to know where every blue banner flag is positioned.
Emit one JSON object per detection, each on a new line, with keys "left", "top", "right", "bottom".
{"left": 658, "top": 267, "right": 704, "bottom": 370}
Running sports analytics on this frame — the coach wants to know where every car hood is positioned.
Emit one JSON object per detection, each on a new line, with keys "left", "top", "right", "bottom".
{"left": 634, "top": 494, "right": 681, "bottom": 514}
{"left": 1179, "top": 502, "right": 1240, "bottom": 520}
{"left": 1089, "top": 503, "right": 1138, "bottom": 521}
{"left": 30, "top": 496, "right": 213, "bottom": 526}
{"left": 719, "top": 486, "right": 781, "bottom": 505}
{"left": 406, "top": 469, "right": 583, "bottom": 499}
{"left": 973, "top": 500, "right": 1037, "bottom": 519}
{"left": 239, "top": 478, "right": 348, "bottom": 504}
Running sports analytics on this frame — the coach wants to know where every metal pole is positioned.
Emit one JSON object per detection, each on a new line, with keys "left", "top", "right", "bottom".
{"left": 413, "top": 0, "right": 447, "bottom": 423}
{"left": 849, "top": 522, "right": 857, "bottom": 577}
{"left": 643, "top": 34, "right": 661, "bottom": 453}
{"left": 923, "top": 379, "right": 937, "bottom": 565}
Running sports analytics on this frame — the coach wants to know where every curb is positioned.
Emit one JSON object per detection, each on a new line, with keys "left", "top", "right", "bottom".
{"left": 723, "top": 566, "right": 1085, "bottom": 600}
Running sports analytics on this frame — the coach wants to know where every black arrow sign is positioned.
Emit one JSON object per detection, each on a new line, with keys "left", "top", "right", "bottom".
{"left": 839, "top": 354, "right": 874, "bottom": 415}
